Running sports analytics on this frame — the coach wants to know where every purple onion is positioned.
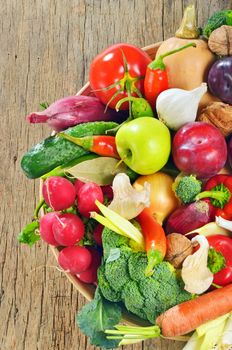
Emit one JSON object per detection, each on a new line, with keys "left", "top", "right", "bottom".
{"left": 26, "top": 95, "right": 127, "bottom": 131}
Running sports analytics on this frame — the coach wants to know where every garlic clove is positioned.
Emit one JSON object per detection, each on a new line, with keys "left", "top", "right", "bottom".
{"left": 181, "top": 235, "right": 213, "bottom": 294}
{"left": 108, "top": 173, "right": 150, "bottom": 220}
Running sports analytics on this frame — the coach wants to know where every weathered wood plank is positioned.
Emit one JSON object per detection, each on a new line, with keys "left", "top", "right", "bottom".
{"left": 0, "top": 1, "right": 231, "bottom": 350}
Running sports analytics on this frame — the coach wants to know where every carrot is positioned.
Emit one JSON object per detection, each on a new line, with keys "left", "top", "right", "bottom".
{"left": 156, "top": 284, "right": 232, "bottom": 337}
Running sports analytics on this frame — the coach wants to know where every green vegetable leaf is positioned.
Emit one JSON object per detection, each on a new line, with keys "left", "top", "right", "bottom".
{"left": 67, "top": 157, "right": 128, "bottom": 186}
{"left": 106, "top": 248, "right": 121, "bottom": 263}
{"left": 77, "top": 288, "right": 121, "bottom": 348}
{"left": 39, "top": 102, "right": 49, "bottom": 110}
{"left": 18, "top": 221, "right": 40, "bottom": 246}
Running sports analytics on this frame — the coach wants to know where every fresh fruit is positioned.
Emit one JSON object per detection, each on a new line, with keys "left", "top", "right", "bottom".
{"left": 58, "top": 246, "right": 92, "bottom": 274}
{"left": 77, "top": 248, "right": 101, "bottom": 283}
{"left": 42, "top": 176, "right": 76, "bottom": 210}
{"left": 52, "top": 213, "right": 85, "bottom": 246}
{"left": 39, "top": 212, "right": 60, "bottom": 246}
{"left": 115, "top": 117, "right": 171, "bottom": 175}
{"left": 89, "top": 43, "right": 151, "bottom": 109}
{"left": 172, "top": 122, "right": 227, "bottom": 179}
{"left": 77, "top": 182, "right": 104, "bottom": 218}
{"left": 208, "top": 57, "right": 232, "bottom": 104}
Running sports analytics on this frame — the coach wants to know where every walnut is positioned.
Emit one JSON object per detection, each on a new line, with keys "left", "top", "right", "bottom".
{"left": 208, "top": 25, "right": 232, "bottom": 56}
{"left": 165, "top": 233, "right": 193, "bottom": 268}
{"left": 197, "top": 102, "right": 232, "bottom": 137}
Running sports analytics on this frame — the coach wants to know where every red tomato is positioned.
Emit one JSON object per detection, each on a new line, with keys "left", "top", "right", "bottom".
{"left": 207, "top": 235, "right": 232, "bottom": 286}
{"left": 89, "top": 43, "right": 151, "bottom": 109}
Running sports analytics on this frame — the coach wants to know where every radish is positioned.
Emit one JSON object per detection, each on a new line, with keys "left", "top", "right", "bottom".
{"left": 77, "top": 182, "right": 104, "bottom": 218}
{"left": 74, "top": 179, "right": 85, "bottom": 195}
{"left": 101, "top": 185, "right": 113, "bottom": 201}
{"left": 58, "top": 246, "right": 92, "bottom": 274}
{"left": 77, "top": 247, "right": 102, "bottom": 284}
{"left": 93, "top": 224, "right": 103, "bottom": 246}
{"left": 52, "top": 213, "right": 85, "bottom": 246}
{"left": 42, "top": 176, "right": 76, "bottom": 211}
{"left": 39, "top": 212, "right": 60, "bottom": 246}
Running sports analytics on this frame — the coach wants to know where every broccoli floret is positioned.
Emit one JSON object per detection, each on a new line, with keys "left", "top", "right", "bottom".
{"left": 174, "top": 175, "right": 202, "bottom": 204}
{"left": 102, "top": 227, "right": 129, "bottom": 259}
{"left": 97, "top": 265, "right": 122, "bottom": 302}
{"left": 104, "top": 247, "right": 131, "bottom": 292}
{"left": 203, "top": 10, "right": 232, "bottom": 38}
{"left": 128, "top": 252, "right": 148, "bottom": 282}
{"left": 98, "top": 231, "right": 193, "bottom": 323}
{"left": 121, "top": 281, "right": 147, "bottom": 320}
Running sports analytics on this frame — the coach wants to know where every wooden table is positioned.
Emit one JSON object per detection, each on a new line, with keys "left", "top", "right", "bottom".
{"left": 1, "top": 1, "right": 231, "bottom": 349}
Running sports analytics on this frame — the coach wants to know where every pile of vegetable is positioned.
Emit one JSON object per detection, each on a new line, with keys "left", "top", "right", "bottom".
{"left": 19, "top": 5, "right": 232, "bottom": 350}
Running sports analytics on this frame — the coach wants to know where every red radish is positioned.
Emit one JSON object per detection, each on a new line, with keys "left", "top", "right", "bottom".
{"left": 93, "top": 224, "right": 104, "bottom": 246}
{"left": 74, "top": 179, "right": 85, "bottom": 195}
{"left": 101, "top": 185, "right": 113, "bottom": 201}
{"left": 77, "top": 182, "right": 104, "bottom": 218}
{"left": 39, "top": 212, "right": 60, "bottom": 246}
{"left": 58, "top": 246, "right": 92, "bottom": 274}
{"left": 52, "top": 213, "right": 85, "bottom": 246}
{"left": 42, "top": 176, "right": 76, "bottom": 211}
{"left": 77, "top": 248, "right": 101, "bottom": 284}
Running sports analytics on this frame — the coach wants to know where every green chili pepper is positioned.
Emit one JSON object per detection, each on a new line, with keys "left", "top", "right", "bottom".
{"left": 115, "top": 96, "right": 154, "bottom": 119}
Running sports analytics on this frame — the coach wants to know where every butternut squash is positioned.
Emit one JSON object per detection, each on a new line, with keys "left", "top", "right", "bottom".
{"left": 156, "top": 5, "right": 220, "bottom": 111}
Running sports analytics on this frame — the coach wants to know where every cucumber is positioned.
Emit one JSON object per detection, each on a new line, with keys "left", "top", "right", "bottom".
{"left": 21, "top": 121, "right": 118, "bottom": 179}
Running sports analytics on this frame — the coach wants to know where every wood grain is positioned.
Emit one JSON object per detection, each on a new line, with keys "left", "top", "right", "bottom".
{"left": 1, "top": 1, "right": 231, "bottom": 350}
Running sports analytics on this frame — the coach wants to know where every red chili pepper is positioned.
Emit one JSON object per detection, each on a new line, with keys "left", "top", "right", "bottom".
{"left": 144, "top": 42, "right": 196, "bottom": 109}
{"left": 58, "top": 133, "right": 120, "bottom": 159}
{"left": 137, "top": 208, "right": 167, "bottom": 276}
{"left": 207, "top": 235, "right": 232, "bottom": 286}
{"left": 196, "top": 175, "right": 232, "bottom": 220}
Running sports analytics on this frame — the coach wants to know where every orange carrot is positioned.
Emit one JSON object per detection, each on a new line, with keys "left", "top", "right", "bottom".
{"left": 156, "top": 284, "right": 232, "bottom": 337}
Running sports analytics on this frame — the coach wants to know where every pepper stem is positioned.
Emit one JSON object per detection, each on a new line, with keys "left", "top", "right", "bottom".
{"left": 148, "top": 42, "right": 196, "bottom": 70}
{"left": 175, "top": 5, "right": 200, "bottom": 39}
{"left": 195, "top": 184, "right": 231, "bottom": 209}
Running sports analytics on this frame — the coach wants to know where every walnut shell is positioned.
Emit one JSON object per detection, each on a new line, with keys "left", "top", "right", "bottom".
{"left": 197, "top": 102, "right": 232, "bottom": 137}
{"left": 208, "top": 25, "right": 232, "bottom": 56}
{"left": 165, "top": 233, "right": 193, "bottom": 268}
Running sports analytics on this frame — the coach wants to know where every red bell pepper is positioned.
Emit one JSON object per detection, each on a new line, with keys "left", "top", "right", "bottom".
{"left": 207, "top": 235, "right": 232, "bottom": 286}
{"left": 144, "top": 42, "right": 196, "bottom": 109}
{"left": 58, "top": 134, "right": 120, "bottom": 159}
{"left": 137, "top": 208, "right": 167, "bottom": 276}
{"left": 195, "top": 174, "right": 232, "bottom": 220}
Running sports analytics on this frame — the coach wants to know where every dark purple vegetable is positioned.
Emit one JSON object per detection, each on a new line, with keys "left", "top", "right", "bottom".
{"left": 208, "top": 57, "right": 232, "bottom": 104}
{"left": 26, "top": 95, "right": 126, "bottom": 131}
{"left": 165, "top": 201, "right": 214, "bottom": 235}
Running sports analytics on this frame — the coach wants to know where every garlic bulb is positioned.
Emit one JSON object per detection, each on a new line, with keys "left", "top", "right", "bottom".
{"left": 181, "top": 235, "right": 213, "bottom": 294}
{"left": 108, "top": 173, "right": 150, "bottom": 220}
{"left": 156, "top": 83, "right": 207, "bottom": 130}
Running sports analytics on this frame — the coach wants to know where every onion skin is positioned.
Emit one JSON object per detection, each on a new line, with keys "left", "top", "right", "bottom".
{"left": 165, "top": 201, "right": 214, "bottom": 235}
{"left": 133, "top": 172, "right": 179, "bottom": 225}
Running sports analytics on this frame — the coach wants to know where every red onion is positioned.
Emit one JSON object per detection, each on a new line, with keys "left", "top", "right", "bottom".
{"left": 26, "top": 95, "right": 126, "bottom": 131}
{"left": 165, "top": 201, "right": 214, "bottom": 235}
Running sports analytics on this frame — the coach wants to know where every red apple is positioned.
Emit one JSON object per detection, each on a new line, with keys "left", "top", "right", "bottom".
{"left": 172, "top": 122, "right": 227, "bottom": 179}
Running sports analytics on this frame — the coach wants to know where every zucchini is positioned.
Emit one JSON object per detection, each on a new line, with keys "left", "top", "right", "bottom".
{"left": 21, "top": 121, "right": 118, "bottom": 179}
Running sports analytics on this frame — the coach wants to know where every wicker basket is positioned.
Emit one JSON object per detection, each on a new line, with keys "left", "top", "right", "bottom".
{"left": 42, "top": 42, "right": 190, "bottom": 333}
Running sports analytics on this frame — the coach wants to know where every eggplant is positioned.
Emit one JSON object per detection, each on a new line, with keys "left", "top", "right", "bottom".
{"left": 208, "top": 57, "right": 232, "bottom": 104}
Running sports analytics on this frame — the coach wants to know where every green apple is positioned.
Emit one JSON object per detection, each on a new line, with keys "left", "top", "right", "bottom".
{"left": 116, "top": 117, "right": 171, "bottom": 175}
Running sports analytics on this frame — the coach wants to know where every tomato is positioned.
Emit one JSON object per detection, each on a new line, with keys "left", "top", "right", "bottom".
{"left": 89, "top": 43, "right": 151, "bottom": 109}
{"left": 207, "top": 235, "right": 232, "bottom": 286}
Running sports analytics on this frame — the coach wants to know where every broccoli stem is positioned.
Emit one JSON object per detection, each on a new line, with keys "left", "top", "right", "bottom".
{"left": 195, "top": 183, "right": 231, "bottom": 209}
